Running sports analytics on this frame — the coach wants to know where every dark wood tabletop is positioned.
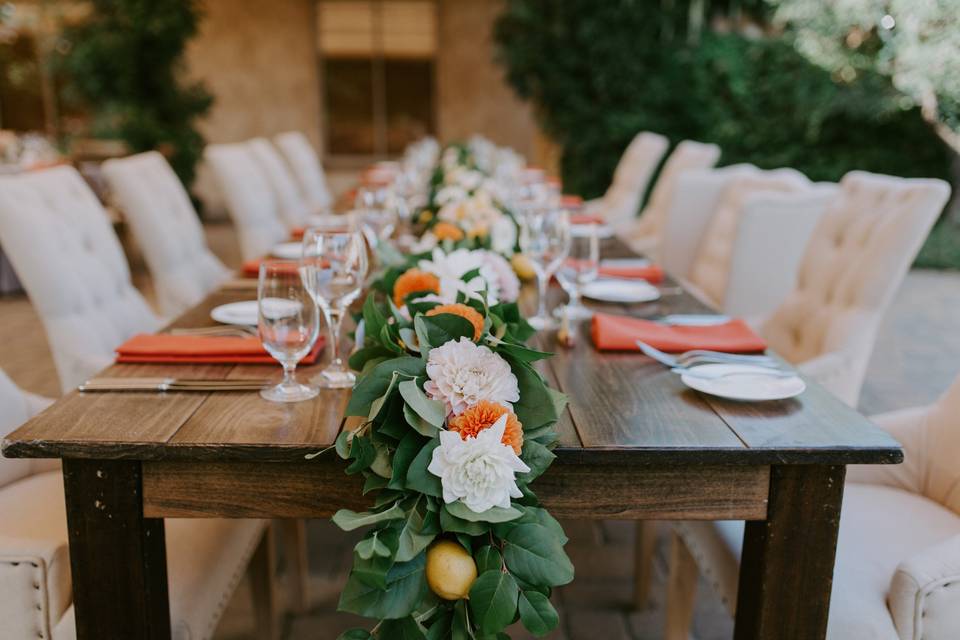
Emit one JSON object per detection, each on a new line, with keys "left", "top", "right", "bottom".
{"left": 2, "top": 238, "right": 902, "bottom": 468}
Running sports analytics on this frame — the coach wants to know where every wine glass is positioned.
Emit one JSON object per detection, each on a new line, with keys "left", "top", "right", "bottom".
{"left": 257, "top": 260, "right": 320, "bottom": 403}
{"left": 556, "top": 223, "right": 600, "bottom": 321}
{"left": 519, "top": 207, "right": 572, "bottom": 330}
{"left": 355, "top": 186, "right": 398, "bottom": 248}
{"left": 301, "top": 230, "right": 368, "bottom": 388}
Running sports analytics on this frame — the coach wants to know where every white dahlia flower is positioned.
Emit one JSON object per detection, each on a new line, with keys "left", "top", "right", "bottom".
{"left": 424, "top": 337, "right": 519, "bottom": 416}
{"left": 428, "top": 414, "right": 530, "bottom": 513}
{"left": 419, "top": 247, "right": 501, "bottom": 304}
{"left": 481, "top": 251, "right": 520, "bottom": 303}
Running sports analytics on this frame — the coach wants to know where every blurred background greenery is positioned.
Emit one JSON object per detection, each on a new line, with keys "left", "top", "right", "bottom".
{"left": 494, "top": 0, "right": 960, "bottom": 268}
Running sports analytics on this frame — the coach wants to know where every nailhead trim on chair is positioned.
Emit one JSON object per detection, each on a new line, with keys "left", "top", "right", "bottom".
{"left": 2, "top": 557, "right": 50, "bottom": 639}
{"left": 916, "top": 577, "right": 960, "bottom": 640}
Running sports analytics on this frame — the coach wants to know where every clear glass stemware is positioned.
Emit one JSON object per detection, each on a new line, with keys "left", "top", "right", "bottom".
{"left": 301, "top": 229, "right": 369, "bottom": 388}
{"left": 257, "top": 260, "right": 321, "bottom": 403}
{"left": 519, "top": 207, "right": 572, "bottom": 330}
{"left": 556, "top": 223, "right": 600, "bottom": 321}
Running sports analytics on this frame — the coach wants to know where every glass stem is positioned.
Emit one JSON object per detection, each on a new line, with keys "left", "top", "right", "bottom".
{"left": 327, "top": 309, "right": 345, "bottom": 371}
{"left": 281, "top": 361, "right": 297, "bottom": 387}
{"left": 570, "top": 288, "right": 582, "bottom": 310}
{"left": 537, "top": 272, "right": 549, "bottom": 319}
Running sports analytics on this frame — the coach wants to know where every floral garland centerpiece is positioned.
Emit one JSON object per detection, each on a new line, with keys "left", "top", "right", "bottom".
{"left": 331, "top": 141, "right": 572, "bottom": 639}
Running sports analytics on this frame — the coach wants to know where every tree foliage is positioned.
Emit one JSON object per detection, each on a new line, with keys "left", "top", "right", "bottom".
{"left": 57, "top": 0, "right": 212, "bottom": 187}
{"left": 493, "top": 0, "right": 951, "bottom": 199}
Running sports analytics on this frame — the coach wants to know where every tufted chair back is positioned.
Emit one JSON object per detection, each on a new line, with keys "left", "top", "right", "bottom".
{"left": 205, "top": 143, "right": 290, "bottom": 261}
{"left": 273, "top": 131, "right": 333, "bottom": 212}
{"left": 623, "top": 140, "right": 721, "bottom": 251}
{"left": 0, "top": 167, "right": 160, "bottom": 392}
{"left": 601, "top": 132, "right": 669, "bottom": 228}
{"left": 687, "top": 168, "right": 811, "bottom": 307}
{"left": 102, "top": 152, "right": 231, "bottom": 317}
{"left": 0, "top": 370, "right": 38, "bottom": 488}
{"left": 247, "top": 137, "right": 311, "bottom": 229}
{"left": 762, "top": 171, "right": 949, "bottom": 404}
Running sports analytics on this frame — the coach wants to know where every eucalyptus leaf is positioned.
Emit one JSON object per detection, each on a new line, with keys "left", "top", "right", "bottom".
{"left": 399, "top": 379, "right": 446, "bottom": 428}
{"left": 347, "top": 357, "right": 426, "bottom": 417}
{"left": 403, "top": 403, "right": 439, "bottom": 438}
{"left": 414, "top": 314, "right": 476, "bottom": 352}
{"left": 337, "top": 629, "right": 374, "bottom": 640}
{"left": 355, "top": 530, "right": 392, "bottom": 560}
{"left": 440, "top": 505, "right": 489, "bottom": 536}
{"left": 474, "top": 546, "right": 503, "bottom": 574}
{"left": 377, "top": 616, "right": 427, "bottom": 640}
{"left": 506, "top": 357, "right": 558, "bottom": 431}
{"left": 468, "top": 570, "right": 519, "bottom": 636}
{"left": 502, "top": 523, "right": 574, "bottom": 587}
{"left": 389, "top": 431, "right": 426, "bottom": 490}
{"left": 445, "top": 500, "right": 522, "bottom": 523}
{"left": 338, "top": 553, "right": 428, "bottom": 620}
{"left": 346, "top": 435, "right": 376, "bottom": 474}
{"left": 518, "top": 439, "right": 556, "bottom": 482}
{"left": 395, "top": 499, "right": 437, "bottom": 563}
{"left": 405, "top": 438, "right": 442, "bottom": 497}
{"left": 333, "top": 503, "right": 406, "bottom": 531}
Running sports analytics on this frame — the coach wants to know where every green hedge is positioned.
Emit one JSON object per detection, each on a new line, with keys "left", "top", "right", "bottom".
{"left": 494, "top": 0, "right": 952, "bottom": 200}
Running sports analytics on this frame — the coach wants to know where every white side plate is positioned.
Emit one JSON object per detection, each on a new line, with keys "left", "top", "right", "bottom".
{"left": 210, "top": 300, "right": 259, "bottom": 326}
{"left": 680, "top": 364, "right": 806, "bottom": 401}
{"left": 582, "top": 279, "right": 661, "bottom": 303}
{"left": 270, "top": 242, "right": 303, "bottom": 260}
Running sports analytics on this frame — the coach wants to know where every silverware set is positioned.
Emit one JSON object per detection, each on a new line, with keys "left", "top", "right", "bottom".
{"left": 635, "top": 339, "right": 795, "bottom": 379}
{"left": 79, "top": 377, "right": 271, "bottom": 392}
{"left": 166, "top": 325, "right": 258, "bottom": 338}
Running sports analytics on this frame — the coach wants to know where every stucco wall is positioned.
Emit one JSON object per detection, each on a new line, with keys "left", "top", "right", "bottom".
{"left": 185, "top": 0, "right": 323, "bottom": 151}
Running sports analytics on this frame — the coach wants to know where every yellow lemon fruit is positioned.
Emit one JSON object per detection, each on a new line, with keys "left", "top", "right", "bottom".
{"left": 511, "top": 254, "right": 537, "bottom": 281}
{"left": 425, "top": 540, "right": 478, "bottom": 600}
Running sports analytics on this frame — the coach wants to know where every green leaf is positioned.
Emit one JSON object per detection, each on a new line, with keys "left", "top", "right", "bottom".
{"left": 440, "top": 505, "right": 489, "bottom": 535}
{"left": 333, "top": 503, "right": 406, "bottom": 531}
{"left": 406, "top": 438, "right": 442, "bottom": 497}
{"left": 519, "top": 439, "right": 556, "bottom": 482}
{"left": 503, "top": 523, "right": 574, "bottom": 587}
{"left": 339, "top": 553, "right": 428, "bottom": 619}
{"left": 518, "top": 590, "right": 559, "bottom": 637}
{"left": 474, "top": 546, "right": 503, "bottom": 574}
{"left": 389, "top": 431, "right": 426, "bottom": 490}
{"left": 487, "top": 336, "right": 553, "bottom": 363}
{"left": 399, "top": 327, "right": 421, "bottom": 353}
{"left": 349, "top": 345, "right": 396, "bottom": 374}
{"left": 403, "top": 403, "right": 439, "bottom": 437}
{"left": 452, "top": 600, "right": 469, "bottom": 640}
{"left": 414, "top": 314, "right": 476, "bottom": 352}
{"left": 507, "top": 358, "right": 558, "bottom": 432}
{"left": 547, "top": 386, "right": 568, "bottom": 419}
{"left": 347, "top": 357, "right": 426, "bottom": 416}
{"left": 346, "top": 435, "right": 376, "bottom": 474}
{"left": 425, "top": 613, "right": 452, "bottom": 640}
{"left": 399, "top": 379, "right": 446, "bottom": 428}
{"left": 338, "top": 629, "right": 374, "bottom": 640}
{"left": 469, "top": 570, "right": 519, "bottom": 636}
{"left": 335, "top": 429, "right": 353, "bottom": 459}
{"left": 355, "top": 530, "right": 392, "bottom": 560}
{"left": 445, "top": 500, "right": 522, "bottom": 523}
{"left": 395, "top": 500, "right": 438, "bottom": 563}
{"left": 378, "top": 616, "right": 427, "bottom": 640}
{"left": 362, "top": 294, "right": 388, "bottom": 346}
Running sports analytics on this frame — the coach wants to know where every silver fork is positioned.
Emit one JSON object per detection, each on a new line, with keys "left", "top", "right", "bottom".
{"left": 636, "top": 340, "right": 784, "bottom": 370}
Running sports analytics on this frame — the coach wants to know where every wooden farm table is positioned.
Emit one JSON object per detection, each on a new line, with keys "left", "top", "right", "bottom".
{"left": 2, "top": 239, "right": 902, "bottom": 640}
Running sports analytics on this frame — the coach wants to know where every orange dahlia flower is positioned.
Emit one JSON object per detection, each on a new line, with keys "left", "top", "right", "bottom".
{"left": 393, "top": 269, "right": 441, "bottom": 307}
{"left": 449, "top": 401, "right": 523, "bottom": 454}
{"left": 426, "top": 303, "right": 485, "bottom": 340}
{"left": 433, "top": 222, "right": 465, "bottom": 242}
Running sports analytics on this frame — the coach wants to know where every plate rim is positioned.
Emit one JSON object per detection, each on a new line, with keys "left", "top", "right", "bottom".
{"left": 581, "top": 279, "right": 661, "bottom": 303}
{"left": 679, "top": 364, "right": 806, "bottom": 401}
{"left": 210, "top": 300, "right": 259, "bottom": 326}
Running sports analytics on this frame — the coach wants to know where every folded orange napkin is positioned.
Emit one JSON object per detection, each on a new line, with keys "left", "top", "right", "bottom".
{"left": 591, "top": 313, "right": 767, "bottom": 353}
{"left": 241, "top": 259, "right": 302, "bottom": 278}
{"left": 115, "top": 334, "right": 325, "bottom": 364}
{"left": 291, "top": 227, "right": 306, "bottom": 240}
{"left": 561, "top": 194, "right": 583, "bottom": 210}
{"left": 598, "top": 263, "right": 664, "bottom": 284}
{"left": 570, "top": 214, "right": 605, "bottom": 225}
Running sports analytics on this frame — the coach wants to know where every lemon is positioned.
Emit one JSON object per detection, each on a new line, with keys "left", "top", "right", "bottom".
{"left": 511, "top": 254, "right": 537, "bottom": 281}
{"left": 425, "top": 540, "right": 478, "bottom": 600}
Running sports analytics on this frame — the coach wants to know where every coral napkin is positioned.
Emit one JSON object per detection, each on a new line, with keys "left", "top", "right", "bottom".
{"left": 570, "top": 214, "right": 605, "bottom": 225}
{"left": 591, "top": 313, "right": 767, "bottom": 353}
{"left": 598, "top": 263, "right": 664, "bottom": 284}
{"left": 115, "top": 334, "right": 325, "bottom": 364}
{"left": 241, "top": 259, "right": 302, "bottom": 278}
{"left": 561, "top": 194, "right": 584, "bottom": 210}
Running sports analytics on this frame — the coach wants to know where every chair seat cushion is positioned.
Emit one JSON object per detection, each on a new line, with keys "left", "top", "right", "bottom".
{"left": 678, "top": 483, "right": 960, "bottom": 640}
{"left": 0, "top": 470, "right": 264, "bottom": 640}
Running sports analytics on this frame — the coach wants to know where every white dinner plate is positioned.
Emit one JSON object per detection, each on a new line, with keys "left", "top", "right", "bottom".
{"left": 582, "top": 279, "right": 661, "bottom": 303}
{"left": 210, "top": 301, "right": 259, "bottom": 326}
{"left": 270, "top": 242, "right": 303, "bottom": 260}
{"left": 600, "top": 258, "right": 651, "bottom": 269}
{"left": 680, "top": 364, "right": 806, "bottom": 402}
{"left": 660, "top": 314, "right": 731, "bottom": 326}
{"left": 572, "top": 223, "right": 615, "bottom": 239}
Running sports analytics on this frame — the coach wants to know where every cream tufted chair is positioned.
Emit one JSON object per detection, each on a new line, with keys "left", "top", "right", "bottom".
{"left": 273, "top": 131, "right": 333, "bottom": 213}
{"left": 620, "top": 140, "right": 721, "bottom": 258}
{"left": 247, "top": 137, "right": 313, "bottom": 229}
{"left": 102, "top": 152, "right": 231, "bottom": 318}
{"left": 0, "top": 368, "right": 273, "bottom": 640}
{"left": 0, "top": 166, "right": 161, "bottom": 392}
{"left": 205, "top": 143, "right": 290, "bottom": 261}
{"left": 666, "top": 166, "right": 835, "bottom": 320}
{"left": 582, "top": 132, "right": 669, "bottom": 230}
{"left": 761, "top": 171, "right": 949, "bottom": 407}
{"left": 667, "top": 373, "right": 960, "bottom": 640}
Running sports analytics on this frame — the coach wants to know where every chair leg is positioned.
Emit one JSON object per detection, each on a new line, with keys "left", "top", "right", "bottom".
{"left": 250, "top": 525, "right": 279, "bottom": 640}
{"left": 277, "top": 518, "right": 310, "bottom": 614}
{"left": 665, "top": 530, "right": 698, "bottom": 640}
{"left": 633, "top": 520, "right": 658, "bottom": 609}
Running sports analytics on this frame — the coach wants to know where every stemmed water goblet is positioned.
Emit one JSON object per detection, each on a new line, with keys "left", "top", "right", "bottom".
{"left": 257, "top": 260, "right": 321, "bottom": 403}
{"left": 555, "top": 223, "right": 600, "bottom": 321}
{"left": 519, "top": 206, "right": 572, "bottom": 330}
{"left": 300, "top": 229, "right": 369, "bottom": 388}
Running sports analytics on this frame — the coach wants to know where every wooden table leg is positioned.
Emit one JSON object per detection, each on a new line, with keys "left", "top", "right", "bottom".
{"left": 733, "top": 464, "right": 845, "bottom": 640}
{"left": 63, "top": 459, "right": 171, "bottom": 640}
